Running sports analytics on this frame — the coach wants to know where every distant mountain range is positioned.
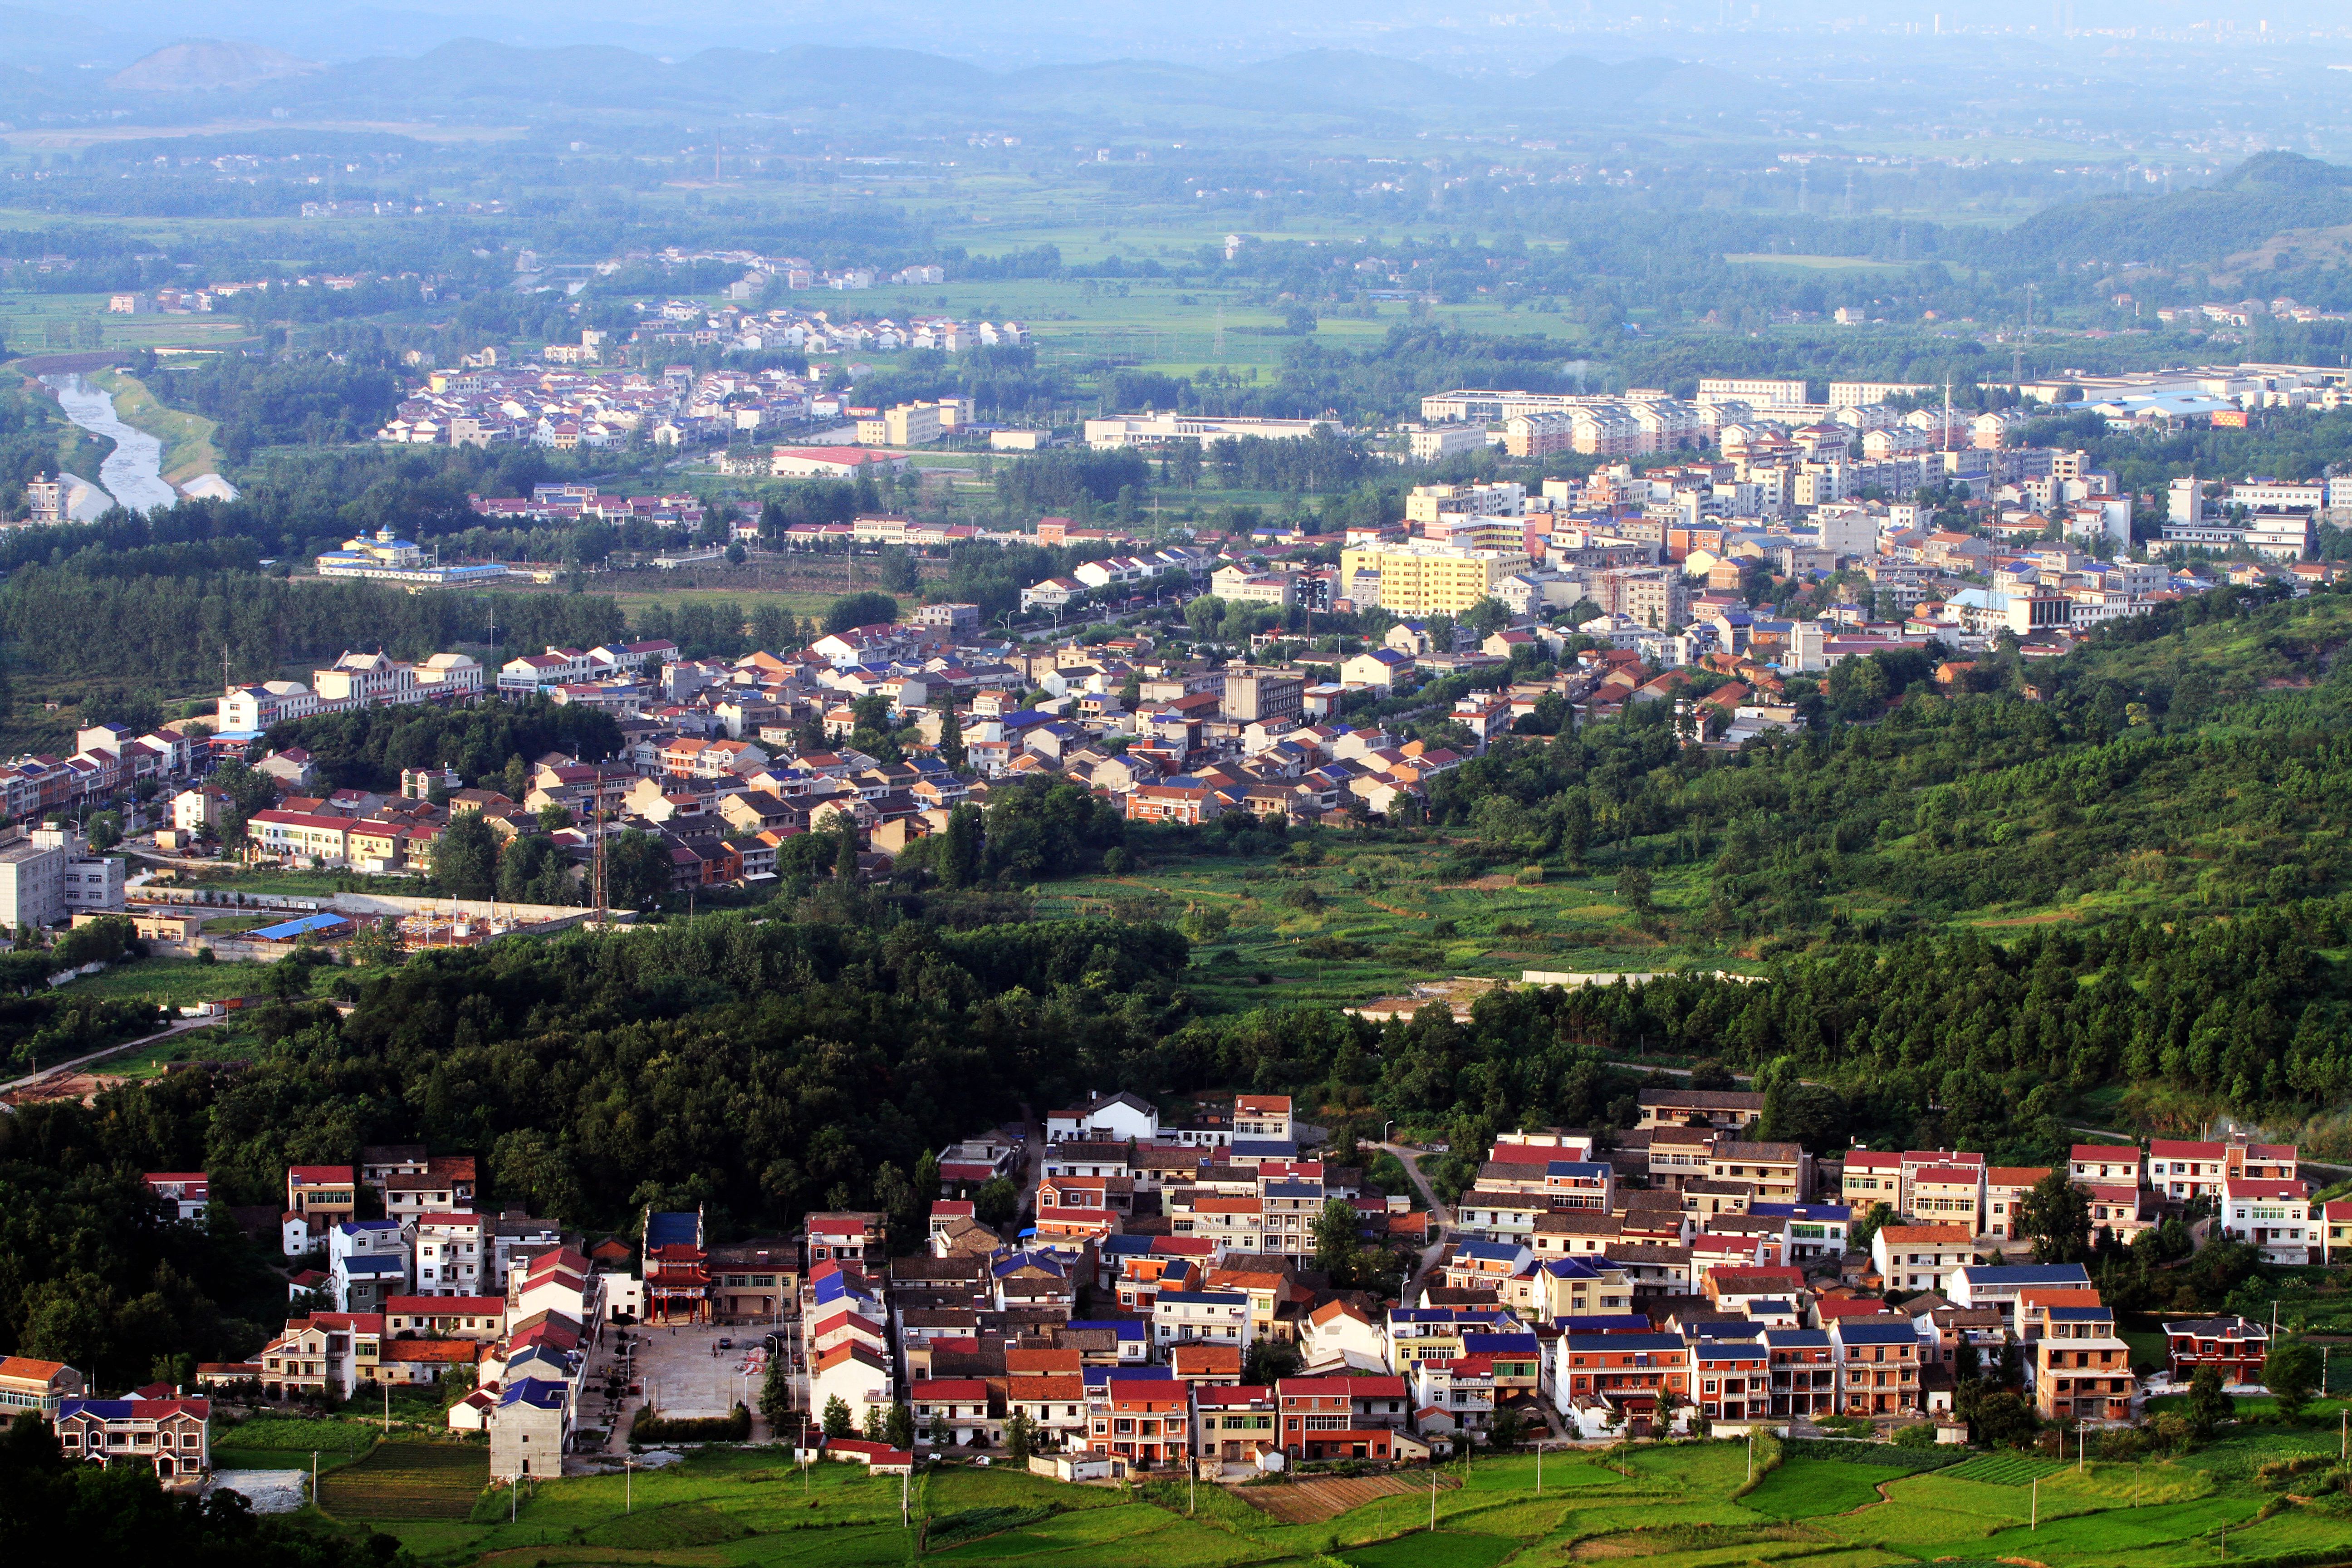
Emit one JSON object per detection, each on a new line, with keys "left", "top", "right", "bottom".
{"left": 2, "top": 35, "right": 1773, "bottom": 133}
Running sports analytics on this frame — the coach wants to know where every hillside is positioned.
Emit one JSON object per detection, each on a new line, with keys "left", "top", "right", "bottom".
{"left": 106, "top": 38, "right": 321, "bottom": 92}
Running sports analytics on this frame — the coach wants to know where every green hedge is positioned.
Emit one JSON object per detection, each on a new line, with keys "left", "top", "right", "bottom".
{"left": 1781, "top": 1437, "right": 1967, "bottom": 1471}
{"left": 629, "top": 1404, "right": 751, "bottom": 1444}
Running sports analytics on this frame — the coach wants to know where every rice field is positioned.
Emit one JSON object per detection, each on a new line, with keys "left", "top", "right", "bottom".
{"left": 328, "top": 1435, "right": 2352, "bottom": 1568}
{"left": 315, "top": 1442, "right": 488, "bottom": 1522}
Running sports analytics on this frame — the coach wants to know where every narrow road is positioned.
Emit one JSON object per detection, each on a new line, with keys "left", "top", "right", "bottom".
{"left": 0, "top": 1016, "right": 224, "bottom": 1093}
{"left": 1377, "top": 1141, "right": 1454, "bottom": 1293}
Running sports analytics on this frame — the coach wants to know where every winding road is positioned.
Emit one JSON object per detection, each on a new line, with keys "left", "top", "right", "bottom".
{"left": 1376, "top": 1140, "right": 1454, "bottom": 1292}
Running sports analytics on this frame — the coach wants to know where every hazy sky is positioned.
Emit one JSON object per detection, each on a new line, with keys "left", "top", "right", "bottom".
{"left": 20, "top": 0, "right": 2352, "bottom": 70}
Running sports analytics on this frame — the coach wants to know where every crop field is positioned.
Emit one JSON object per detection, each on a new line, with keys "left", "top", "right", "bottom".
{"left": 1739, "top": 1458, "right": 1891, "bottom": 1519}
{"left": 49, "top": 953, "right": 279, "bottom": 1007}
{"left": 316, "top": 1441, "right": 489, "bottom": 1522}
{"left": 330, "top": 1435, "right": 2352, "bottom": 1568}
{"left": 1036, "top": 834, "right": 1743, "bottom": 1016}
{"left": 1937, "top": 1453, "right": 2064, "bottom": 1485}
{"left": 0, "top": 293, "right": 252, "bottom": 356}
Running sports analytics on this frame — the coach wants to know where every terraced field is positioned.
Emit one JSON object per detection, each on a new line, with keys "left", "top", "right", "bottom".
{"left": 316, "top": 1441, "right": 488, "bottom": 1521}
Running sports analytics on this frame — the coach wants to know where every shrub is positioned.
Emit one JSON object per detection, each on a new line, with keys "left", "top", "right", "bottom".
{"left": 629, "top": 1404, "right": 751, "bottom": 1444}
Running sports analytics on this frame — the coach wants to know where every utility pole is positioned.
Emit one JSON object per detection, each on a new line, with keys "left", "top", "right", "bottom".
{"left": 312, "top": 1450, "right": 318, "bottom": 1510}
{"left": 2031, "top": 1474, "right": 2038, "bottom": 1531}
{"left": 626, "top": 1454, "right": 633, "bottom": 1514}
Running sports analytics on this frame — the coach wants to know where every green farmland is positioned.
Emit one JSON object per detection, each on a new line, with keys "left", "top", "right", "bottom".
{"left": 317, "top": 1433, "right": 2352, "bottom": 1568}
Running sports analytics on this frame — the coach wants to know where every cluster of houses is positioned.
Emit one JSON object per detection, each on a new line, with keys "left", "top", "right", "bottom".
{"left": 374, "top": 358, "right": 821, "bottom": 451}
{"left": 0, "top": 1084, "right": 2325, "bottom": 1485}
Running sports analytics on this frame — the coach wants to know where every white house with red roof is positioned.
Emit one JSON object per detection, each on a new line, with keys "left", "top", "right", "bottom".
{"left": 145, "top": 1172, "right": 209, "bottom": 1221}
{"left": 2221, "top": 1177, "right": 2316, "bottom": 1264}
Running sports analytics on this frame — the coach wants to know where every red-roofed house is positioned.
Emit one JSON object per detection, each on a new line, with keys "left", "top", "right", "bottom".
{"left": 908, "top": 1378, "right": 994, "bottom": 1447}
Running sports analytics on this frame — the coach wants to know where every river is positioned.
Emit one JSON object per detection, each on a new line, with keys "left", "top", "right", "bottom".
{"left": 40, "top": 372, "right": 178, "bottom": 513}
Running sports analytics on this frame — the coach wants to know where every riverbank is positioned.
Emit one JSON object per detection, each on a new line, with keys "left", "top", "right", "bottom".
{"left": 40, "top": 370, "right": 177, "bottom": 512}
{"left": 91, "top": 368, "right": 220, "bottom": 486}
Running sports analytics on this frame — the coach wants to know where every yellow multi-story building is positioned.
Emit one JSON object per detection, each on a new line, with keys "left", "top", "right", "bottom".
{"left": 1338, "top": 543, "right": 1530, "bottom": 616}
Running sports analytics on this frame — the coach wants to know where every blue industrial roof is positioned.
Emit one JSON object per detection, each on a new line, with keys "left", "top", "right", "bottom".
{"left": 250, "top": 911, "right": 350, "bottom": 942}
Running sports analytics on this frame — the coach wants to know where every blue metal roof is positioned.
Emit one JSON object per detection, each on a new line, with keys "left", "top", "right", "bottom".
{"left": 1834, "top": 1321, "right": 1919, "bottom": 1345}
{"left": 1230, "top": 1138, "right": 1299, "bottom": 1159}
{"left": 645, "top": 1211, "right": 699, "bottom": 1248}
{"left": 1158, "top": 1290, "right": 1247, "bottom": 1305}
{"left": 60, "top": 1399, "right": 135, "bottom": 1418}
{"left": 1066, "top": 1319, "right": 1147, "bottom": 1338}
{"left": 1545, "top": 1161, "right": 1608, "bottom": 1178}
{"left": 1688, "top": 1320, "right": 1764, "bottom": 1340}
{"left": 250, "top": 911, "right": 350, "bottom": 942}
{"left": 1763, "top": 1328, "right": 1833, "bottom": 1348}
{"left": 1554, "top": 1313, "right": 1652, "bottom": 1333}
{"left": 1082, "top": 1365, "right": 1170, "bottom": 1389}
{"left": 1462, "top": 1333, "right": 1539, "bottom": 1354}
{"left": 1749, "top": 1202, "right": 1850, "bottom": 1221}
{"left": 1564, "top": 1333, "right": 1683, "bottom": 1353}
{"left": 338, "top": 1255, "right": 406, "bottom": 1276}
{"left": 1455, "top": 1240, "right": 1526, "bottom": 1263}
{"left": 496, "top": 1377, "right": 568, "bottom": 1410}
{"left": 1960, "top": 1264, "right": 2092, "bottom": 1287}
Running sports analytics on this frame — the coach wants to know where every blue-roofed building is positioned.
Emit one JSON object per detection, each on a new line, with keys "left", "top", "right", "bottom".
{"left": 1064, "top": 1319, "right": 1152, "bottom": 1364}
{"left": 331, "top": 1251, "right": 408, "bottom": 1313}
{"left": 1691, "top": 1332, "right": 1770, "bottom": 1423}
{"left": 1553, "top": 1331, "right": 1691, "bottom": 1432}
{"left": 488, "top": 1376, "right": 569, "bottom": 1480}
{"left": 1228, "top": 1138, "right": 1299, "bottom": 1165}
{"left": 1444, "top": 1239, "right": 1534, "bottom": 1292}
{"left": 642, "top": 1205, "right": 708, "bottom": 1324}
{"left": 1762, "top": 1327, "right": 1837, "bottom": 1417}
{"left": 1828, "top": 1318, "right": 1922, "bottom": 1416}
{"left": 1553, "top": 1313, "right": 1652, "bottom": 1335}
{"left": 1544, "top": 1159, "right": 1614, "bottom": 1210}
{"left": 54, "top": 1396, "right": 210, "bottom": 1476}
{"left": 1749, "top": 1201, "right": 1851, "bottom": 1260}
{"left": 1947, "top": 1262, "right": 2093, "bottom": 1322}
